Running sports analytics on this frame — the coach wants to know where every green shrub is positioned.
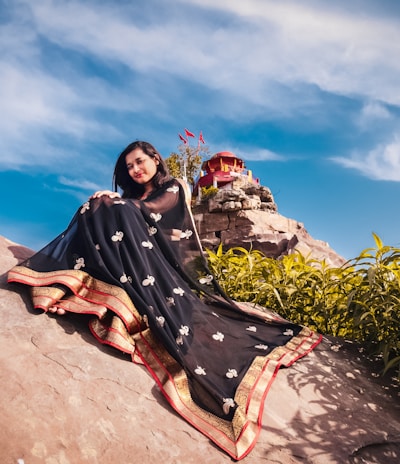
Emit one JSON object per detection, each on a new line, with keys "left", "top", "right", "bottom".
{"left": 201, "top": 185, "right": 219, "bottom": 200}
{"left": 348, "top": 233, "right": 400, "bottom": 375}
{"left": 204, "top": 234, "right": 400, "bottom": 377}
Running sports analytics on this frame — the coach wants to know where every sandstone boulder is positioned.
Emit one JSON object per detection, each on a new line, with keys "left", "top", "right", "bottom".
{"left": 194, "top": 180, "right": 345, "bottom": 267}
{"left": 1, "top": 236, "right": 399, "bottom": 464}
{"left": 193, "top": 205, "right": 346, "bottom": 268}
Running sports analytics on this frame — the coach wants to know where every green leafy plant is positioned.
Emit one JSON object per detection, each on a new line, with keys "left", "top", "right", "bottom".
{"left": 204, "top": 234, "right": 400, "bottom": 377}
{"left": 201, "top": 185, "right": 219, "bottom": 200}
{"left": 347, "top": 233, "right": 400, "bottom": 375}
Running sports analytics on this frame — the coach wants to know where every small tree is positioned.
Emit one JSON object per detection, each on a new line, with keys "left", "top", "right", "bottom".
{"left": 166, "top": 143, "right": 209, "bottom": 189}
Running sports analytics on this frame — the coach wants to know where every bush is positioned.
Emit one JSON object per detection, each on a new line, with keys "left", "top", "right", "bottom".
{"left": 349, "top": 233, "right": 400, "bottom": 375}
{"left": 201, "top": 185, "right": 219, "bottom": 200}
{"left": 204, "top": 234, "right": 400, "bottom": 377}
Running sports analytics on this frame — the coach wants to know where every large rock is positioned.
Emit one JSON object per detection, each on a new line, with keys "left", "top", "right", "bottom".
{"left": 194, "top": 182, "right": 345, "bottom": 267}
{"left": 193, "top": 205, "right": 346, "bottom": 268}
{"left": 1, "top": 236, "right": 399, "bottom": 464}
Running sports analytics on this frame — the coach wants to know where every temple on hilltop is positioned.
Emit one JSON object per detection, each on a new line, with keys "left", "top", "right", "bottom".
{"left": 193, "top": 151, "right": 259, "bottom": 195}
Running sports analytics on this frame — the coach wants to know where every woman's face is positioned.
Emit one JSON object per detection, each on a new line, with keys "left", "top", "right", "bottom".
{"left": 126, "top": 148, "right": 159, "bottom": 189}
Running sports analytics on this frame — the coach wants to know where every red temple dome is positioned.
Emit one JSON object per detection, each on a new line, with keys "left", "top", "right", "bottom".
{"left": 194, "top": 150, "right": 258, "bottom": 194}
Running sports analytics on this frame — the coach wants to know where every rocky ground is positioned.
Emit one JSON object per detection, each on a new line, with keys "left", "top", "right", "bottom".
{"left": 0, "top": 236, "right": 399, "bottom": 464}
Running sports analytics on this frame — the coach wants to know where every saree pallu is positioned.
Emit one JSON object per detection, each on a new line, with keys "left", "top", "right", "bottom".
{"left": 8, "top": 179, "right": 321, "bottom": 460}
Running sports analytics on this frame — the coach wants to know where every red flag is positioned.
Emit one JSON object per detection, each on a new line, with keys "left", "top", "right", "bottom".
{"left": 184, "top": 128, "right": 195, "bottom": 138}
{"left": 178, "top": 133, "right": 188, "bottom": 145}
{"left": 199, "top": 131, "right": 205, "bottom": 144}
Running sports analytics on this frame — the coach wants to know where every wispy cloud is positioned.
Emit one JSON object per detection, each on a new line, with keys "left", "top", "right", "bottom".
{"left": 184, "top": 0, "right": 400, "bottom": 102}
{"left": 227, "top": 147, "right": 283, "bottom": 162}
{"left": 0, "top": 38, "right": 123, "bottom": 169}
{"left": 331, "top": 135, "right": 400, "bottom": 181}
{"left": 0, "top": 0, "right": 399, "bottom": 184}
{"left": 26, "top": 0, "right": 400, "bottom": 105}
{"left": 58, "top": 176, "right": 102, "bottom": 191}
{"left": 359, "top": 101, "right": 391, "bottom": 124}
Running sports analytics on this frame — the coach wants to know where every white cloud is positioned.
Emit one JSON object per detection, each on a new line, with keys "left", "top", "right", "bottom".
{"left": 356, "top": 101, "right": 392, "bottom": 132}
{"left": 1, "top": 0, "right": 400, "bottom": 180}
{"left": 232, "top": 147, "right": 283, "bottom": 162}
{"left": 58, "top": 176, "right": 102, "bottom": 191}
{"left": 0, "top": 56, "right": 126, "bottom": 168}
{"left": 331, "top": 135, "right": 400, "bottom": 181}
{"left": 180, "top": 0, "right": 400, "bottom": 104}
{"left": 360, "top": 101, "right": 391, "bottom": 121}
{"left": 21, "top": 0, "right": 400, "bottom": 118}
{"left": 0, "top": 63, "right": 77, "bottom": 134}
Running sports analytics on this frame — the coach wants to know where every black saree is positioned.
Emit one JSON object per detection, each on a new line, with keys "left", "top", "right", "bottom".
{"left": 7, "top": 178, "right": 321, "bottom": 460}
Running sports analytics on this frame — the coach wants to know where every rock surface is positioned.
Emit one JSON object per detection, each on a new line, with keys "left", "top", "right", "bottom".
{"left": 193, "top": 206, "right": 346, "bottom": 268}
{"left": 1, "top": 236, "right": 399, "bottom": 464}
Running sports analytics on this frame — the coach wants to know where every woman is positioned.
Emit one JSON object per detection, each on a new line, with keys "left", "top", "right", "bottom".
{"left": 8, "top": 141, "right": 321, "bottom": 460}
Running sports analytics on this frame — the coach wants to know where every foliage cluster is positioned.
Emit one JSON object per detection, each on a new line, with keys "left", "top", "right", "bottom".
{"left": 166, "top": 144, "right": 209, "bottom": 188}
{"left": 200, "top": 185, "right": 219, "bottom": 200}
{"left": 205, "top": 233, "right": 400, "bottom": 376}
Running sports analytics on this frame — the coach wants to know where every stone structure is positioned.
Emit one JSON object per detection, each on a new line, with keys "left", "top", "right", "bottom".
{"left": 192, "top": 179, "right": 346, "bottom": 268}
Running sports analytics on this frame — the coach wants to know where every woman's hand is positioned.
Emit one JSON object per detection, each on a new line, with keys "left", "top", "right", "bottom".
{"left": 90, "top": 190, "right": 121, "bottom": 199}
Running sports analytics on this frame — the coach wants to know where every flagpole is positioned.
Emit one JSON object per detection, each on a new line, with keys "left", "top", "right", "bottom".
{"left": 183, "top": 128, "right": 196, "bottom": 184}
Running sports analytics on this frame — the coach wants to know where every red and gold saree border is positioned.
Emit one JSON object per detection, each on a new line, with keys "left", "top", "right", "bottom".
{"left": 7, "top": 266, "right": 143, "bottom": 353}
{"left": 132, "top": 323, "right": 321, "bottom": 460}
{"left": 8, "top": 264, "right": 322, "bottom": 460}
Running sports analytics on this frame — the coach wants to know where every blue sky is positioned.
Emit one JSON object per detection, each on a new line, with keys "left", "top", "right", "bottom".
{"left": 1, "top": 0, "right": 400, "bottom": 260}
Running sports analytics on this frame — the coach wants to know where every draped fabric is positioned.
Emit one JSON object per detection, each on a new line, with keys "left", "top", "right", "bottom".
{"left": 8, "top": 179, "right": 321, "bottom": 460}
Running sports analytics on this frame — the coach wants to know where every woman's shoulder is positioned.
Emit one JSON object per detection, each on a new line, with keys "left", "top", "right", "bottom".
{"left": 159, "top": 178, "right": 191, "bottom": 207}
{"left": 173, "top": 178, "right": 192, "bottom": 207}
{"left": 162, "top": 177, "right": 187, "bottom": 192}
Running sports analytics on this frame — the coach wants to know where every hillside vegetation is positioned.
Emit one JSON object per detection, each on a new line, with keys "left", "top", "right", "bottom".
{"left": 205, "top": 233, "right": 400, "bottom": 377}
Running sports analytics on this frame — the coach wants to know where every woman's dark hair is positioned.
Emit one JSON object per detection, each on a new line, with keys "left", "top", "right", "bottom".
{"left": 112, "top": 140, "right": 171, "bottom": 198}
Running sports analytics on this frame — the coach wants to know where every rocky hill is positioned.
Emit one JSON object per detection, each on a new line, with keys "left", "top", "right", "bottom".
{"left": 193, "top": 180, "right": 346, "bottom": 268}
{"left": 1, "top": 235, "right": 399, "bottom": 464}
